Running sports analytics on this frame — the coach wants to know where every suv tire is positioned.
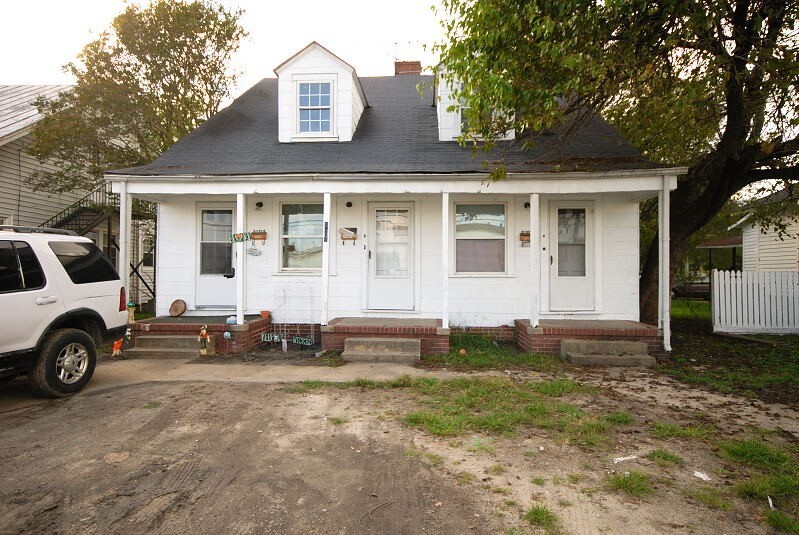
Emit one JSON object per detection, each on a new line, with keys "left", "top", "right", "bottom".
{"left": 30, "top": 329, "right": 97, "bottom": 398}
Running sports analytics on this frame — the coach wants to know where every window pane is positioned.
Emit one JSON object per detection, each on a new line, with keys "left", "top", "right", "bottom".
{"left": 201, "top": 243, "right": 232, "bottom": 275}
{"left": 15, "top": 241, "right": 44, "bottom": 289}
{"left": 310, "top": 95, "right": 319, "bottom": 107}
{"left": 455, "top": 205, "right": 505, "bottom": 238}
{"left": 557, "top": 209, "right": 586, "bottom": 276}
{"left": 319, "top": 83, "right": 330, "bottom": 95}
{"left": 320, "top": 94, "right": 330, "bottom": 106}
{"left": 0, "top": 240, "right": 21, "bottom": 292}
{"left": 282, "top": 237, "right": 322, "bottom": 268}
{"left": 282, "top": 204, "right": 323, "bottom": 235}
{"left": 375, "top": 243, "right": 409, "bottom": 276}
{"left": 456, "top": 239, "right": 505, "bottom": 272}
{"left": 202, "top": 210, "right": 232, "bottom": 242}
{"left": 300, "top": 121, "right": 310, "bottom": 132}
{"left": 300, "top": 83, "right": 310, "bottom": 95}
{"left": 320, "top": 121, "right": 330, "bottom": 132}
{"left": 320, "top": 109, "right": 330, "bottom": 120}
{"left": 299, "top": 95, "right": 309, "bottom": 106}
{"left": 49, "top": 241, "right": 119, "bottom": 284}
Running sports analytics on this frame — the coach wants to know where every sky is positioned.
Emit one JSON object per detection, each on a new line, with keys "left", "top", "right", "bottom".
{"left": 0, "top": 0, "right": 445, "bottom": 95}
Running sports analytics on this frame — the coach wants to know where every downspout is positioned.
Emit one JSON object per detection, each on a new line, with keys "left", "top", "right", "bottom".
{"left": 661, "top": 175, "right": 672, "bottom": 352}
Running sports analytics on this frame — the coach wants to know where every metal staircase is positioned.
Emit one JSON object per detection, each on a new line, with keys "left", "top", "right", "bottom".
{"left": 38, "top": 183, "right": 158, "bottom": 305}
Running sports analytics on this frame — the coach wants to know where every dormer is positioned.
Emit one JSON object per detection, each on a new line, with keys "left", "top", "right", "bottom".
{"left": 274, "top": 42, "right": 368, "bottom": 143}
{"left": 435, "top": 67, "right": 514, "bottom": 142}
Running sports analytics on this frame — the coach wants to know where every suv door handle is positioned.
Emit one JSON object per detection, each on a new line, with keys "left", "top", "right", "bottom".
{"left": 36, "top": 296, "right": 58, "bottom": 305}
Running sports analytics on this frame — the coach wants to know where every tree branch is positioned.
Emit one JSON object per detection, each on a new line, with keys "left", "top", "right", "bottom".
{"left": 747, "top": 166, "right": 799, "bottom": 182}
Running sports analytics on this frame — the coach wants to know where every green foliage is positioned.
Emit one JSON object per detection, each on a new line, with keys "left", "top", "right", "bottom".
{"left": 28, "top": 0, "right": 246, "bottom": 192}
{"left": 647, "top": 449, "right": 684, "bottom": 467}
{"left": 602, "top": 412, "right": 635, "bottom": 426}
{"left": 765, "top": 510, "right": 799, "bottom": 533}
{"left": 606, "top": 470, "right": 653, "bottom": 497}
{"left": 650, "top": 422, "right": 709, "bottom": 440}
{"left": 684, "top": 487, "right": 732, "bottom": 511}
{"left": 523, "top": 504, "right": 559, "bottom": 533}
{"left": 424, "top": 333, "right": 564, "bottom": 372}
{"left": 720, "top": 439, "right": 795, "bottom": 473}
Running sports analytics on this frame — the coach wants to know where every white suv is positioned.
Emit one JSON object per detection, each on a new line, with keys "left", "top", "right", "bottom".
{"left": 0, "top": 226, "right": 128, "bottom": 397}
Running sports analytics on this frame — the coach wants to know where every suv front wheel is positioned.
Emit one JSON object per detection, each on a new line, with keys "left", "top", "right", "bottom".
{"left": 30, "top": 329, "right": 97, "bottom": 398}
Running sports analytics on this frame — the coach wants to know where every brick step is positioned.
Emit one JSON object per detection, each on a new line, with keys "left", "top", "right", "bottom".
{"left": 560, "top": 339, "right": 654, "bottom": 367}
{"left": 341, "top": 337, "right": 420, "bottom": 363}
{"left": 123, "top": 348, "right": 201, "bottom": 359}
{"left": 134, "top": 335, "right": 216, "bottom": 351}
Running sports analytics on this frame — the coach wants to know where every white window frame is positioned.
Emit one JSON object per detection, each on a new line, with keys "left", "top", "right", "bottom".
{"left": 452, "top": 202, "right": 510, "bottom": 275}
{"left": 279, "top": 201, "right": 324, "bottom": 272}
{"left": 292, "top": 75, "right": 336, "bottom": 140}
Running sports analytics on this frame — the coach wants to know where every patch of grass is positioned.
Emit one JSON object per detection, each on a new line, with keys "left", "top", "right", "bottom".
{"left": 327, "top": 416, "right": 348, "bottom": 425}
{"left": 650, "top": 422, "right": 709, "bottom": 440}
{"left": 602, "top": 411, "right": 635, "bottom": 425}
{"left": 562, "top": 417, "right": 612, "bottom": 446}
{"left": 467, "top": 438, "right": 495, "bottom": 454}
{"left": 567, "top": 473, "right": 586, "bottom": 484}
{"left": 531, "top": 378, "right": 585, "bottom": 397}
{"left": 488, "top": 464, "right": 506, "bottom": 475}
{"left": 606, "top": 471, "right": 653, "bottom": 498}
{"left": 458, "top": 471, "right": 476, "bottom": 485}
{"left": 419, "top": 332, "right": 566, "bottom": 373}
{"left": 523, "top": 504, "right": 559, "bottom": 533}
{"left": 647, "top": 449, "right": 684, "bottom": 467}
{"left": 766, "top": 510, "right": 799, "bottom": 533}
{"left": 736, "top": 474, "right": 799, "bottom": 501}
{"left": 684, "top": 487, "right": 731, "bottom": 511}
{"left": 504, "top": 499, "right": 517, "bottom": 507}
{"left": 320, "top": 356, "right": 345, "bottom": 367}
{"left": 671, "top": 299, "right": 711, "bottom": 321}
{"left": 143, "top": 401, "right": 161, "bottom": 409}
{"left": 531, "top": 476, "right": 546, "bottom": 485}
{"left": 283, "top": 384, "right": 310, "bottom": 394}
{"left": 719, "top": 439, "right": 795, "bottom": 473}
{"left": 523, "top": 450, "right": 538, "bottom": 458}
{"left": 491, "top": 486, "right": 510, "bottom": 495}
{"left": 425, "top": 452, "right": 444, "bottom": 467}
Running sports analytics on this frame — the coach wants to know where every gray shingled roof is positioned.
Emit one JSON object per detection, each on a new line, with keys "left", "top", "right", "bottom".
{"left": 0, "top": 85, "right": 71, "bottom": 145}
{"left": 109, "top": 75, "right": 655, "bottom": 176}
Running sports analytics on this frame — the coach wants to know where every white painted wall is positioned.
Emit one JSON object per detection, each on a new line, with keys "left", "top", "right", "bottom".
{"left": 276, "top": 44, "right": 366, "bottom": 143}
{"left": 154, "top": 191, "right": 642, "bottom": 326}
{"left": 742, "top": 221, "right": 799, "bottom": 271}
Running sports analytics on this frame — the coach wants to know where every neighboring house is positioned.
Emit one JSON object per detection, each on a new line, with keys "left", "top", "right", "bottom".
{"left": 107, "top": 42, "right": 683, "bottom": 351}
{"left": 730, "top": 189, "right": 799, "bottom": 272}
{"left": 0, "top": 85, "right": 155, "bottom": 305}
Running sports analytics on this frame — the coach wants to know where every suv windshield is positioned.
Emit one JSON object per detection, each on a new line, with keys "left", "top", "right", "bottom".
{"left": 48, "top": 241, "right": 119, "bottom": 284}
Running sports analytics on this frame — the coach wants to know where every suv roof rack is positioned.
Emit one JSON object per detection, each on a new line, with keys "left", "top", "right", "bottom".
{"left": 0, "top": 226, "right": 78, "bottom": 236}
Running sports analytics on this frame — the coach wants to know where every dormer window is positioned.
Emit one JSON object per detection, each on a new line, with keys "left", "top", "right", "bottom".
{"left": 299, "top": 82, "right": 331, "bottom": 133}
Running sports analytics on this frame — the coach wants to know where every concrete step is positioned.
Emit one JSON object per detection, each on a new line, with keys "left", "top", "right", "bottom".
{"left": 134, "top": 335, "right": 216, "bottom": 352}
{"left": 123, "top": 348, "right": 202, "bottom": 359}
{"left": 341, "top": 337, "right": 420, "bottom": 363}
{"left": 560, "top": 339, "right": 654, "bottom": 367}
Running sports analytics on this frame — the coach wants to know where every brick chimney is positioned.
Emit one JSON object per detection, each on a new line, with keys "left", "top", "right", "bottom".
{"left": 394, "top": 60, "right": 422, "bottom": 76}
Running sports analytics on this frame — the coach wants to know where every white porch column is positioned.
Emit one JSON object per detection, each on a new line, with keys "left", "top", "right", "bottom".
{"left": 529, "top": 194, "right": 541, "bottom": 327}
{"left": 441, "top": 192, "right": 450, "bottom": 329}
{"left": 658, "top": 178, "right": 672, "bottom": 351}
{"left": 235, "top": 193, "right": 245, "bottom": 325}
{"left": 118, "top": 181, "right": 130, "bottom": 298}
{"left": 321, "top": 192, "right": 331, "bottom": 326}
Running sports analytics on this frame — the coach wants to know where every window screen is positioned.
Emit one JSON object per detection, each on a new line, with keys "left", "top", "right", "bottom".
{"left": 281, "top": 204, "right": 323, "bottom": 269}
{"left": 49, "top": 241, "right": 119, "bottom": 284}
{"left": 455, "top": 204, "right": 506, "bottom": 272}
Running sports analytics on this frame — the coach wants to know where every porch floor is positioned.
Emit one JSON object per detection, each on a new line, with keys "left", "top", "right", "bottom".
{"left": 326, "top": 317, "right": 441, "bottom": 328}
{"left": 142, "top": 315, "right": 261, "bottom": 324}
{"left": 537, "top": 319, "right": 658, "bottom": 333}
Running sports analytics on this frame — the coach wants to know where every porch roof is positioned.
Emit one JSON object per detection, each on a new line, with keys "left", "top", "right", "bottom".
{"left": 108, "top": 76, "right": 662, "bottom": 178}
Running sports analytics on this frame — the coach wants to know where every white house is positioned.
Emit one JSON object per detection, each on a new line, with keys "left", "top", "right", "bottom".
{"left": 107, "top": 43, "right": 683, "bottom": 354}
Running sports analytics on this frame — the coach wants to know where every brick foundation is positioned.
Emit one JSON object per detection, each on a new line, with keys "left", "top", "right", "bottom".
{"left": 451, "top": 325, "right": 516, "bottom": 343}
{"left": 131, "top": 316, "right": 273, "bottom": 355}
{"left": 321, "top": 319, "right": 450, "bottom": 355}
{"left": 514, "top": 319, "right": 664, "bottom": 357}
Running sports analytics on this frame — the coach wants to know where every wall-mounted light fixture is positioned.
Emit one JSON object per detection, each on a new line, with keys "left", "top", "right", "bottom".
{"left": 523, "top": 202, "right": 530, "bottom": 209}
{"left": 255, "top": 201, "right": 263, "bottom": 209}
{"left": 346, "top": 201, "right": 353, "bottom": 208}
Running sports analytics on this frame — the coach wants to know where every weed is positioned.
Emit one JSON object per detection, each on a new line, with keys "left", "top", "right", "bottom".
{"left": 567, "top": 473, "right": 586, "bottom": 484}
{"left": 651, "top": 422, "right": 709, "bottom": 440}
{"left": 143, "top": 401, "right": 161, "bottom": 409}
{"left": 684, "top": 487, "right": 731, "bottom": 510}
{"left": 448, "top": 440, "right": 464, "bottom": 448}
{"left": 531, "top": 378, "right": 584, "bottom": 397}
{"left": 531, "top": 476, "right": 546, "bottom": 486}
{"left": 551, "top": 475, "right": 565, "bottom": 485}
{"left": 719, "top": 439, "right": 795, "bottom": 473}
{"left": 648, "top": 449, "right": 685, "bottom": 467}
{"left": 736, "top": 474, "right": 799, "bottom": 501}
{"left": 504, "top": 499, "right": 518, "bottom": 507}
{"left": 562, "top": 418, "right": 611, "bottom": 446}
{"left": 328, "top": 416, "right": 348, "bottom": 425}
{"left": 492, "top": 486, "right": 510, "bottom": 495}
{"left": 488, "top": 464, "right": 506, "bottom": 475}
{"left": 321, "top": 356, "right": 345, "bottom": 367}
{"left": 765, "top": 510, "right": 799, "bottom": 532}
{"left": 558, "top": 499, "right": 573, "bottom": 507}
{"left": 404, "top": 448, "right": 422, "bottom": 459}
{"left": 606, "top": 471, "right": 653, "bottom": 498}
{"left": 523, "top": 450, "right": 538, "bottom": 458}
{"left": 603, "top": 411, "right": 635, "bottom": 425}
{"left": 523, "top": 504, "right": 559, "bottom": 533}
{"left": 467, "top": 438, "right": 496, "bottom": 454}
{"left": 425, "top": 453, "right": 444, "bottom": 467}
{"left": 458, "top": 471, "right": 476, "bottom": 484}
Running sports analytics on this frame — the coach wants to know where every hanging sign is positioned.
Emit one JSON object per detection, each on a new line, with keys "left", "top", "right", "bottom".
{"left": 229, "top": 232, "right": 251, "bottom": 243}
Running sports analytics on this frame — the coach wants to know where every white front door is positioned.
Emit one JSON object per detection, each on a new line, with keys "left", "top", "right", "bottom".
{"left": 549, "top": 203, "right": 594, "bottom": 310}
{"left": 367, "top": 203, "right": 414, "bottom": 310}
{"left": 196, "top": 206, "right": 236, "bottom": 308}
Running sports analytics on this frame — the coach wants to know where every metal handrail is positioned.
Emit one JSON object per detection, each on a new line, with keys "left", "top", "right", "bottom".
{"left": 38, "top": 183, "right": 118, "bottom": 229}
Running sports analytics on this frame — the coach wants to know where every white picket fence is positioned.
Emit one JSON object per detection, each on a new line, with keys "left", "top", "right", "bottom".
{"left": 711, "top": 270, "right": 799, "bottom": 334}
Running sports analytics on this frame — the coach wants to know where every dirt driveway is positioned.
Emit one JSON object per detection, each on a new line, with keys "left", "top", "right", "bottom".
{"left": 1, "top": 359, "right": 797, "bottom": 534}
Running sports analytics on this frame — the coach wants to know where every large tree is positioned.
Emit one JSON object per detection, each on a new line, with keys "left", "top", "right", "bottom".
{"left": 435, "top": 0, "right": 799, "bottom": 321}
{"left": 28, "top": 0, "right": 246, "bottom": 192}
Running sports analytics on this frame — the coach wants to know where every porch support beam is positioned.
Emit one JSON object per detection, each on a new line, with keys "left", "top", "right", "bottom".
{"left": 529, "top": 193, "right": 541, "bottom": 327}
{"left": 321, "top": 192, "right": 331, "bottom": 326}
{"left": 236, "top": 193, "right": 245, "bottom": 325}
{"left": 658, "top": 177, "right": 672, "bottom": 351}
{"left": 441, "top": 192, "right": 449, "bottom": 329}
{"left": 118, "top": 181, "right": 130, "bottom": 298}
